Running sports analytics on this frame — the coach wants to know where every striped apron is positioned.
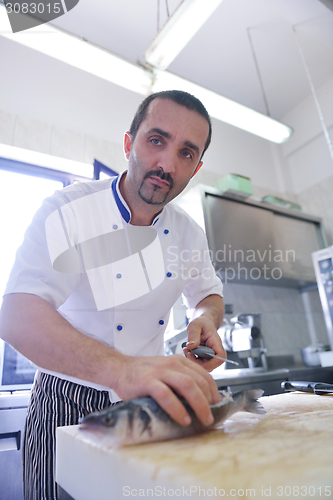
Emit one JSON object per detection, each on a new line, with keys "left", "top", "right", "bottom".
{"left": 23, "top": 371, "right": 111, "bottom": 500}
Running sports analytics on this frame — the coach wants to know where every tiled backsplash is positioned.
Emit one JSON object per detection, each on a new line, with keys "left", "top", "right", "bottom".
{"left": 222, "top": 282, "right": 329, "bottom": 364}
{"left": 171, "top": 279, "right": 329, "bottom": 365}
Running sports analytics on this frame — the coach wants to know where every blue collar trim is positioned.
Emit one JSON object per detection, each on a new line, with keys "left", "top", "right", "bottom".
{"left": 111, "top": 175, "right": 131, "bottom": 223}
{"left": 111, "top": 173, "right": 162, "bottom": 226}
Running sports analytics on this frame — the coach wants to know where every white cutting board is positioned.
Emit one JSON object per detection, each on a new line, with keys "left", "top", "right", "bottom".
{"left": 56, "top": 392, "right": 333, "bottom": 500}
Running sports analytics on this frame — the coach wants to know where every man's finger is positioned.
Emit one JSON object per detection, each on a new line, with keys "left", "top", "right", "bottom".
{"left": 149, "top": 374, "right": 215, "bottom": 428}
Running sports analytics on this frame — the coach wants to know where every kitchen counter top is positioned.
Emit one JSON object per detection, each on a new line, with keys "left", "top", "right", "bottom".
{"left": 212, "top": 365, "right": 333, "bottom": 395}
{"left": 56, "top": 392, "right": 333, "bottom": 500}
{"left": 212, "top": 366, "right": 289, "bottom": 383}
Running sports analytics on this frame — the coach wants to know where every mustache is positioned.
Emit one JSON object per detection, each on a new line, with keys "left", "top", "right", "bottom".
{"left": 144, "top": 169, "right": 174, "bottom": 188}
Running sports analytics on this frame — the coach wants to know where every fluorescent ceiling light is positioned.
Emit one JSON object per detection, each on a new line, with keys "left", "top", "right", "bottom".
{"left": 0, "top": 4, "right": 293, "bottom": 144}
{"left": 0, "top": 5, "right": 151, "bottom": 96}
{"left": 0, "top": 143, "right": 94, "bottom": 178}
{"left": 144, "top": 0, "right": 224, "bottom": 70}
{"left": 153, "top": 71, "right": 293, "bottom": 144}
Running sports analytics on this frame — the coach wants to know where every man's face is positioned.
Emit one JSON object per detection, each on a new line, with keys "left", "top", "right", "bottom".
{"left": 124, "top": 98, "right": 209, "bottom": 207}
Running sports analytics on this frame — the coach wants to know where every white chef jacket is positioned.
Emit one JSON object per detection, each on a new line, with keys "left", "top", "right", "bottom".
{"left": 4, "top": 172, "right": 223, "bottom": 400}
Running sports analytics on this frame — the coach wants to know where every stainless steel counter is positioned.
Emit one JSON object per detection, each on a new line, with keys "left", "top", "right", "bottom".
{"left": 212, "top": 365, "right": 333, "bottom": 395}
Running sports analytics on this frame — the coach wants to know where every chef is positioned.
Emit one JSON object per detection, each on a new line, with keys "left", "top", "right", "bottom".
{"left": 0, "top": 90, "right": 225, "bottom": 500}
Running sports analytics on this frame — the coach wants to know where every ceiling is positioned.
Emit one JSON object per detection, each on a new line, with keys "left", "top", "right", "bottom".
{"left": 45, "top": 0, "right": 333, "bottom": 122}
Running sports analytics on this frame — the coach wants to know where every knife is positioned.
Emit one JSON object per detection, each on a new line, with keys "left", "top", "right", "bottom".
{"left": 281, "top": 381, "right": 333, "bottom": 395}
{"left": 182, "top": 342, "right": 240, "bottom": 366}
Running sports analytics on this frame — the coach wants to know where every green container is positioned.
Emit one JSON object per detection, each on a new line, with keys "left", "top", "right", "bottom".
{"left": 262, "top": 195, "right": 301, "bottom": 211}
{"left": 215, "top": 174, "right": 252, "bottom": 197}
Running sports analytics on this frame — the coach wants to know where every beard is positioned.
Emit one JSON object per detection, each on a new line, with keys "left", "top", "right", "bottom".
{"left": 138, "top": 169, "right": 174, "bottom": 205}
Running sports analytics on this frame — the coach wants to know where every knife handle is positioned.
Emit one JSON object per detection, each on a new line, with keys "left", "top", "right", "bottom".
{"left": 181, "top": 342, "right": 215, "bottom": 359}
{"left": 281, "top": 381, "right": 314, "bottom": 393}
{"left": 281, "top": 381, "right": 333, "bottom": 394}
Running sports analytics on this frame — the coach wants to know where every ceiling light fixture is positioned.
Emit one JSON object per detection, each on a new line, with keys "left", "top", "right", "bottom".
{"left": 0, "top": 4, "right": 152, "bottom": 96}
{"left": 144, "top": 0, "right": 224, "bottom": 70}
{"left": 152, "top": 71, "right": 293, "bottom": 143}
{"left": 0, "top": 4, "right": 293, "bottom": 144}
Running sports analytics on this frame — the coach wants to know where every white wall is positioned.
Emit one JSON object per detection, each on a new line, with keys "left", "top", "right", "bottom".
{"left": 281, "top": 76, "right": 333, "bottom": 194}
{"left": 275, "top": 77, "right": 333, "bottom": 245}
{"left": 195, "top": 118, "right": 283, "bottom": 193}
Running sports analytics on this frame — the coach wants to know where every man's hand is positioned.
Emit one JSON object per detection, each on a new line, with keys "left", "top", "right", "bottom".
{"left": 184, "top": 316, "right": 226, "bottom": 371}
{"left": 183, "top": 294, "right": 225, "bottom": 371}
{"left": 113, "top": 353, "right": 221, "bottom": 428}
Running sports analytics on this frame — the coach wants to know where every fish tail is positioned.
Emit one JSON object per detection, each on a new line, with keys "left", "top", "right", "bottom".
{"left": 243, "top": 389, "right": 266, "bottom": 415}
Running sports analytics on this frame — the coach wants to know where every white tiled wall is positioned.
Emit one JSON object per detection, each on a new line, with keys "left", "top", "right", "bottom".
{"left": 0, "top": 108, "right": 127, "bottom": 173}
{"left": 0, "top": 109, "right": 15, "bottom": 146}
{"left": 296, "top": 173, "right": 333, "bottom": 246}
{"left": 13, "top": 116, "right": 51, "bottom": 155}
{"left": 50, "top": 126, "right": 85, "bottom": 163}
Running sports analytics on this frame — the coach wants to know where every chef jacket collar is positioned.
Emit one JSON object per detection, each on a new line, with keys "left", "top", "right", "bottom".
{"left": 112, "top": 171, "right": 161, "bottom": 226}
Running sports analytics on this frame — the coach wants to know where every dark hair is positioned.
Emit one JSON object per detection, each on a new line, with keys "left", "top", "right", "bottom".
{"left": 129, "top": 90, "right": 212, "bottom": 158}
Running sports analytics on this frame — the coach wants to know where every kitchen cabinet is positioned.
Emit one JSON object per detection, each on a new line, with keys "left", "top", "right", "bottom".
{"left": 0, "top": 391, "right": 31, "bottom": 500}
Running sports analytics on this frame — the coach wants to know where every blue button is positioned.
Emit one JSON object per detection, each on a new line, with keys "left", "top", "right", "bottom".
{"left": 117, "top": 325, "right": 123, "bottom": 331}
{"left": 159, "top": 320, "right": 164, "bottom": 325}
{"left": 166, "top": 272, "right": 172, "bottom": 277}
{"left": 164, "top": 229, "right": 169, "bottom": 234}
{"left": 116, "top": 273, "right": 122, "bottom": 279}
{"left": 113, "top": 224, "right": 118, "bottom": 230}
